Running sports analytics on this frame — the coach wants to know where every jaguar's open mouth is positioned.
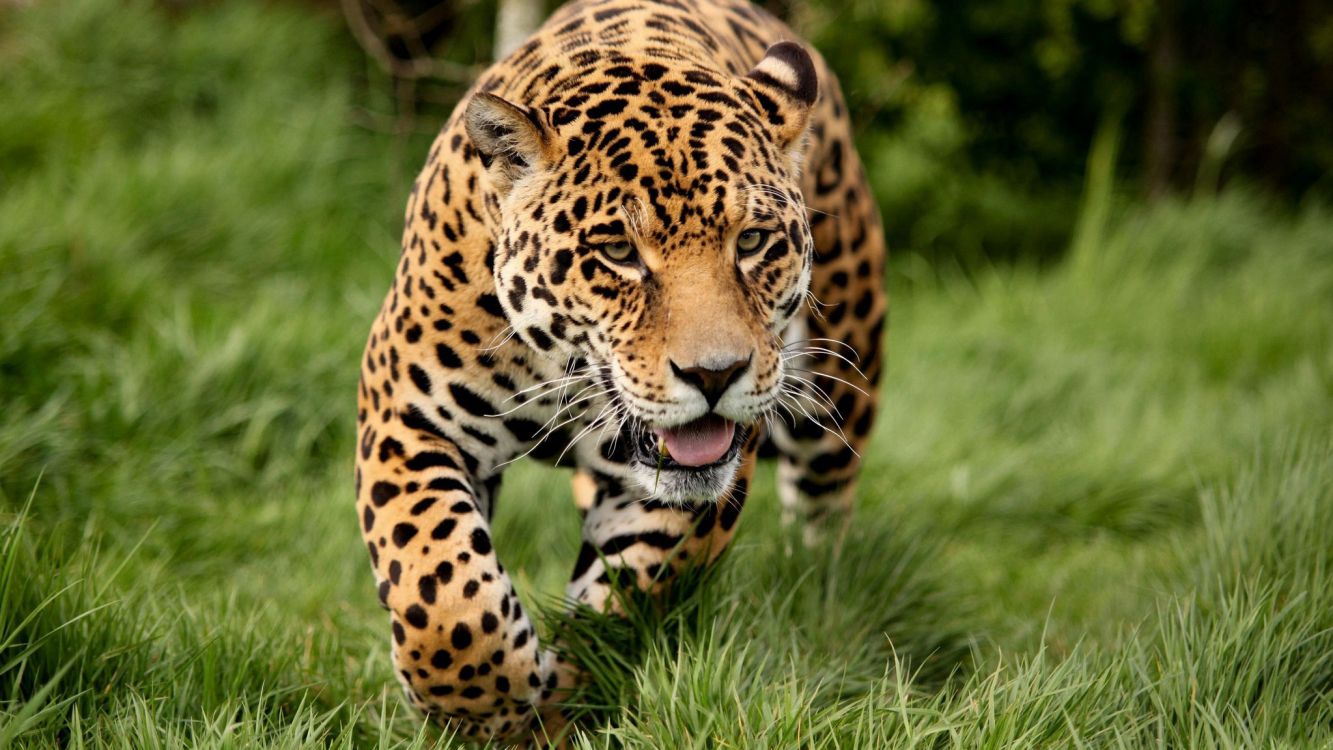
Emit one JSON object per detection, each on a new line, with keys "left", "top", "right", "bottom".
{"left": 632, "top": 414, "right": 747, "bottom": 472}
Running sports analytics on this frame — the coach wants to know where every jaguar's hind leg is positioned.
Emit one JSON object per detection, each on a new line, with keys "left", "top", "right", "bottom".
{"left": 770, "top": 82, "right": 887, "bottom": 546}
{"left": 769, "top": 333, "right": 880, "bottom": 548}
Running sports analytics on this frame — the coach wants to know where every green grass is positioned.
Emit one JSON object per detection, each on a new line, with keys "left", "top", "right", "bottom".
{"left": 2, "top": 0, "right": 1331, "bottom": 747}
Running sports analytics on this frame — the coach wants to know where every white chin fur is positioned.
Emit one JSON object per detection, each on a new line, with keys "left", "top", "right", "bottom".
{"left": 629, "top": 452, "right": 742, "bottom": 504}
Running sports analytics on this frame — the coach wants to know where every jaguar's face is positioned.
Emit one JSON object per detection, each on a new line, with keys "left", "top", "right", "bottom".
{"left": 469, "top": 43, "right": 819, "bottom": 501}
{"left": 499, "top": 165, "right": 813, "bottom": 502}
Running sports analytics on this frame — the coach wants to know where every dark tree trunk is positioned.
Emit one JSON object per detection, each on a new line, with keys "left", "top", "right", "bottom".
{"left": 1144, "top": 0, "right": 1179, "bottom": 199}
{"left": 1257, "top": 0, "right": 1297, "bottom": 188}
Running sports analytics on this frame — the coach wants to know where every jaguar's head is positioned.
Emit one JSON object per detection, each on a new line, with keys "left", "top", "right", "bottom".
{"left": 466, "top": 42, "right": 819, "bottom": 502}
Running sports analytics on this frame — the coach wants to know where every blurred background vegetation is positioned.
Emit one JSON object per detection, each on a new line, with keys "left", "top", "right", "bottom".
{"left": 800, "top": 0, "right": 1333, "bottom": 267}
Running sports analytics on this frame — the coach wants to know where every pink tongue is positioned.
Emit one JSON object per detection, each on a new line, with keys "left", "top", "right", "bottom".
{"left": 654, "top": 415, "right": 736, "bottom": 467}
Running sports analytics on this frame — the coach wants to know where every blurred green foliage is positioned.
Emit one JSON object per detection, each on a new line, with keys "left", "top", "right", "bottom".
{"left": 785, "top": 0, "right": 1333, "bottom": 266}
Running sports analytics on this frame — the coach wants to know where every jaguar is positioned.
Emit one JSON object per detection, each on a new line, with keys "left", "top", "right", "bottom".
{"left": 355, "top": 0, "right": 887, "bottom": 742}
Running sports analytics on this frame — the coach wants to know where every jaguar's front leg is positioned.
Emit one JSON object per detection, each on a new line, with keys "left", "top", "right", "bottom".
{"left": 356, "top": 423, "right": 558, "bottom": 743}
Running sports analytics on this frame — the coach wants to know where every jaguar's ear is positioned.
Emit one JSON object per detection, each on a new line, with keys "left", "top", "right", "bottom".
{"left": 744, "top": 41, "right": 819, "bottom": 154}
{"left": 464, "top": 92, "right": 549, "bottom": 194}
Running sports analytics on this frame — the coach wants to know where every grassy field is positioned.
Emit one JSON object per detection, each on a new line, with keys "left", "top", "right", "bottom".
{"left": 2, "top": 1, "right": 1331, "bottom": 747}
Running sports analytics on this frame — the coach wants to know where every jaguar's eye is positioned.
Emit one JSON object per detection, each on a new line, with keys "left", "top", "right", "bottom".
{"left": 737, "top": 229, "right": 769, "bottom": 257}
{"left": 599, "top": 240, "right": 637, "bottom": 264}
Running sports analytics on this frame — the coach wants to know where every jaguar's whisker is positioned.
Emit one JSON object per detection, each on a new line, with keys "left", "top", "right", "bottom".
{"left": 781, "top": 348, "right": 869, "bottom": 381}
{"left": 778, "top": 388, "right": 858, "bottom": 456}
{"left": 783, "top": 344, "right": 863, "bottom": 366}
{"left": 782, "top": 373, "right": 841, "bottom": 414}
{"left": 784, "top": 337, "right": 861, "bottom": 354}
{"left": 493, "top": 406, "right": 592, "bottom": 470}
{"left": 787, "top": 366, "right": 870, "bottom": 398}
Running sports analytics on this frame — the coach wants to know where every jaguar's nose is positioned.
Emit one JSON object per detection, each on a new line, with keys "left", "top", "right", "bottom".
{"left": 670, "top": 355, "right": 752, "bottom": 410}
